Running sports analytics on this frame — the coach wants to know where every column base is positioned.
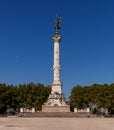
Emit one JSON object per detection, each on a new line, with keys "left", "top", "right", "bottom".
{"left": 51, "top": 81, "right": 62, "bottom": 94}
{"left": 42, "top": 92, "right": 70, "bottom": 112}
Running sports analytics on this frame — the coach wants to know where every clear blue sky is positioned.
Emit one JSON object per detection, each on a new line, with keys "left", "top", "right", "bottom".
{"left": 0, "top": 0, "right": 114, "bottom": 98}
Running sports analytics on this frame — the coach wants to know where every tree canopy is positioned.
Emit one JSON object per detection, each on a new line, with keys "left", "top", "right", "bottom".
{"left": 69, "top": 83, "right": 114, "bottom": 113}
{"left": 0, "top": 83, "right": 51, "bottom": 114}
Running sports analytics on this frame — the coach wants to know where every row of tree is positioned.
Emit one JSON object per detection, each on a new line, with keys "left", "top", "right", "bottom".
{"left": 69, "top": 83, "right": 114, "bottom": 114}
{"left": 0, "top": 83, "right": 50, "bottom": 114}
{"left": 0, "top": 83, "right": 114, "bottom": 114}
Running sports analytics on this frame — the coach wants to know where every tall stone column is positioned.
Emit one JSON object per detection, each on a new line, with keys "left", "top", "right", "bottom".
{"left": 42, "top": 17, "right": 70, "bottom": 112}
{"left": 52, "top": 34, "right": 62, "bottom": 94}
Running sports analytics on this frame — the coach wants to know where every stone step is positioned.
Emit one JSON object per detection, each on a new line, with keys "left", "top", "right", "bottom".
{"left": 22, "top": 112, "right": 92, "bottom": 118}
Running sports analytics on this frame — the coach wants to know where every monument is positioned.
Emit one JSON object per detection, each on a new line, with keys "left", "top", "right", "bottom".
{"left": 42, "top": 17, "right": 70, "bottom": 112}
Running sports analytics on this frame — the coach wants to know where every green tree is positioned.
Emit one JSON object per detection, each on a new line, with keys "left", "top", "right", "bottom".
{"left": 69, "top": 83, "right": 114, "bottom": 114}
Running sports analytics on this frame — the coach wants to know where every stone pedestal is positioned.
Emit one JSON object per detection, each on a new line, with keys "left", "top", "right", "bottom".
{"left": 42, "top": 105, "right": 70, "bottom": 112}
{"left": 42, "top": 92, "right": 70, "bottom": 112}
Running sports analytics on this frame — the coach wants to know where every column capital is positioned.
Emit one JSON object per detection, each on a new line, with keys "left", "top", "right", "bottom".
{"left": 52, "top": 34, "right": 62, "bottom": 42}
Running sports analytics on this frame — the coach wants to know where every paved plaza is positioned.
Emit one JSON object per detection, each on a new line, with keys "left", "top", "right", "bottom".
{"left": 0, "top": 117, "right": 114, "bottom": 130}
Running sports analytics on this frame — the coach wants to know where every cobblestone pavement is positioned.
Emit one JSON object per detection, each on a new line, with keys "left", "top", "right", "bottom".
{"left": 0, "top": 117, "right": 114, "bottom": 130}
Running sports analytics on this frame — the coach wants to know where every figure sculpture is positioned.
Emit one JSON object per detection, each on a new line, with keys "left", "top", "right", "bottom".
{"left": 55, "top": 17, "right": 62, "bottom": 33}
